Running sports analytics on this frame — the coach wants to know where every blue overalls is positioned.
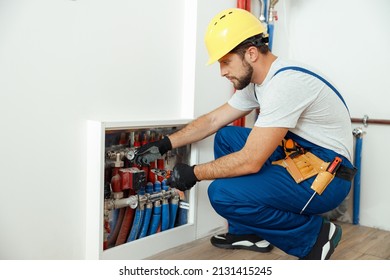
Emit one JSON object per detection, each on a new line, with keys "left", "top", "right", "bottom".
{"left": 207, "top": 67, "right": 355, "bottom": 258}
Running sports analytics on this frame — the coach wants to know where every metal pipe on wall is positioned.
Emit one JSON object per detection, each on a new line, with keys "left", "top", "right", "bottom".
{"left": 267, "top": 0, "right": 279, "bottom": 51}
{"left": 351, "top": 116, "right": 390, "bottom": 126}
{"left": 352, "top": 128, "right": 365, "bottom": 225}
{"left": 350, "top": 115, "right": 390, "bottom": 224}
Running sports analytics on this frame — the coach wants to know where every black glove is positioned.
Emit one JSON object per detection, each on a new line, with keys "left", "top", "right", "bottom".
{"left": 168, "top": 163, "right": 198, "bottom": 191}
{"left": 135, "top": 136, "right": 172, "bottom": 165}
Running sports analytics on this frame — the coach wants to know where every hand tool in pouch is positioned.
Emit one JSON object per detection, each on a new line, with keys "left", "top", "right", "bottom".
{"left": 300, "top": 157, "right": 342, "bottom": 214}
{"left": 272, "top": 139, "right": 326, "bottom": 183}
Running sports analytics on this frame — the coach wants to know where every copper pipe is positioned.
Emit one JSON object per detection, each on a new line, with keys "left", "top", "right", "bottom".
{"left": 351, "top": 117, "right": 390, "bottom": 126}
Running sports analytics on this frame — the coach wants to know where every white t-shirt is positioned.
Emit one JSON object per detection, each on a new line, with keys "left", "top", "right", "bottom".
{"left": 228, "top": 58, "right": 353, "bottom": 161}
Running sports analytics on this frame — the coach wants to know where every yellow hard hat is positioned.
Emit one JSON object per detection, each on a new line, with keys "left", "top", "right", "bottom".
{"left": 205, "top": 8, "right": 267, "bottom": 65}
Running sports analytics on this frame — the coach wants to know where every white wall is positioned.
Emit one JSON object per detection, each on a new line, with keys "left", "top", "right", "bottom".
{"left": 0, "top": 0, "right": 186, "bottom": 259}
{"left": 271, "top": 0, "right": 390, "bottom": 230}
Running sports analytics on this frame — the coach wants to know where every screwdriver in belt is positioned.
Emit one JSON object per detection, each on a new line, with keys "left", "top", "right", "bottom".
{"left": 300, "top": 156, "right": 342, "bottom": 214}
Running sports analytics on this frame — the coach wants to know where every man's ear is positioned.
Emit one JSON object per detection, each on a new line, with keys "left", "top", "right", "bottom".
{"left": 246, "top": 46, "right": 259, "bottom": 62}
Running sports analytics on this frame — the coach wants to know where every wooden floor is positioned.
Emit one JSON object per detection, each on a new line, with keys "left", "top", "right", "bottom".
{"left": 148, "top": 222, "right": 390, "bottom": 260}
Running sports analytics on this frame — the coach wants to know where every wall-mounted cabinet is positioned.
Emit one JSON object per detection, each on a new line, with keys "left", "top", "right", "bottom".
{"left": 86, "top": 120, "right": 198, "bottom": 259}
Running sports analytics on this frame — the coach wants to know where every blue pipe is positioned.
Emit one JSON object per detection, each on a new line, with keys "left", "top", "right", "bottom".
{"left": 127, "top": 205, "right": 145, "bottom": 242}
{"left": 162, "top": 179, "right": 169, "bottom": 191}
{"left": 146, "top": 182, "right": 154, "bottom": 194}
{"left": 264, "top": 0, "right": 269, "bottom": 22}
{"left": 161, "top": 199, "right": 170, "bottom": 231}
{"left": 169, "top": 196, "right": 179, "bottom": 229}
{"left": 268, "top": 23, "right": 274, "bottom": 51}
{"left": 138, "top": 186, "right": 145, "bottom": 196}
{"left": 353, "top": 135, "right": 363, "bottom": 225}
{"left": 160, "top": 180, "right": 170, "bottom": 231}
{"left": 154, "top": 180, "right": 161, "bottom": 192}
{"left": 148, "top": 200, "right": 161, "bottom": 235}
{"left": 138, "top": 203, "right": 152, "bottom": 238}
{"left": 177, "top": 200, "right": 189, "bottom": 226}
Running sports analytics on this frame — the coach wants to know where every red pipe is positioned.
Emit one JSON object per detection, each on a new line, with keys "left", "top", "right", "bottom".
{"left": 107, "top": 207, "right": 125, "bottom": 248}
{"left": 110, "top": 168, "right": 122, "bottom": 193}
{"left": 246, "top": 0, "right": 251, "bottom": 11}
{"left": 237, "top": 0, "right": 251, "bottom": 10}
{"left": 130, "top": 134, "right": 141, "bottom": 167}
{"left": 115, "top": 207, "right": 135, "bottom": 246}
{"left": 148, "top": 161, "right": 157, "bottom": 183}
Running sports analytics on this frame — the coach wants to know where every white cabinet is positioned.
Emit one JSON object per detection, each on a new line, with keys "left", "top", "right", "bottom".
{"left": 86, "top": 119, "right": 199, "bottom": 259}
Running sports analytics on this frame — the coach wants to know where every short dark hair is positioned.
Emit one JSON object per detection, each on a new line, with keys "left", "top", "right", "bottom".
{"left": 229, "top": 34, "right": 269, "bottom": 59}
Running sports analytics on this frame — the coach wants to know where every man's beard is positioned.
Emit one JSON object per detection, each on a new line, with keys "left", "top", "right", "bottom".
{"left": 232, "top": 59, "right": 253, "bottom": 90}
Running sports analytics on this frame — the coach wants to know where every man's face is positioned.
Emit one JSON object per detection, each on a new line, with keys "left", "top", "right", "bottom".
{"left": 218, "top": 52, "right": 253, "bottom": 90}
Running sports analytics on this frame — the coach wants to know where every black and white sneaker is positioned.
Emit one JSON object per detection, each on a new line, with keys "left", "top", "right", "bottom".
{"left": 301, "top": 219, "right": 342, "bottom": 260}
{"left": 210, "top": 233, "right": 273, "bottom": 253}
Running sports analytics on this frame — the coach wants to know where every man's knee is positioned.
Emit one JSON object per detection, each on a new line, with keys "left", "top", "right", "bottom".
{"left": 208, "top": 180, "right": 231, "bottom": 217}
{"left": 214, "top": 126, "right": 250, "bottom": 158}
{"left": 207, "top": 180, "right": 219, "bottom": 205}
{"left": 214, "top": 126, "right": 233, "bottom": 144}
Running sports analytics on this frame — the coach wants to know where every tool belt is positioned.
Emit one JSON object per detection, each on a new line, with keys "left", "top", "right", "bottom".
{"left": 273, "top": 139, "right": 357, "bottom": 195}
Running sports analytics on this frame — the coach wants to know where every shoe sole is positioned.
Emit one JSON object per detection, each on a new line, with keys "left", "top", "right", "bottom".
{"left": 324, "top": 223, "right": 342, "bottom": 260}
{"left": 211, "top": 238, "right": 273, "bottom": 253}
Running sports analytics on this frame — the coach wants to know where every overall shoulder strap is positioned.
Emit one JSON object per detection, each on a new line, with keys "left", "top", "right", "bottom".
{"left": 273, "top": 66, "right": 349, "bottom": 112}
